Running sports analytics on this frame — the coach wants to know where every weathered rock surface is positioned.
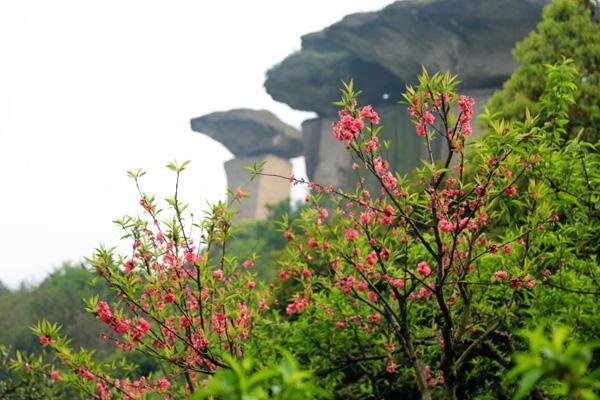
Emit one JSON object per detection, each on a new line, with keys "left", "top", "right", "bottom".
{"left": 190, "top": 109, "right": 303, "bottom": 158}
{"left": 265, "top": 0, "right": 549, "bottom": 186}
{"left": 301, "top": 86, "right": 500, "bottom": 186}
{"left": 190, "top": 0, "right": 552, "bottom": 217}
{"left": 225, "top": 154, "right": 292, "bottom": 221}
{"left": 265, "top": 0, "right": 549, "bottom": 117}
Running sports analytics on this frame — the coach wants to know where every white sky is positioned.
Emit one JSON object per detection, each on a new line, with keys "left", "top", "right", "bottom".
{"left": 0, "top": 0, "right": 395, "bottom": 288}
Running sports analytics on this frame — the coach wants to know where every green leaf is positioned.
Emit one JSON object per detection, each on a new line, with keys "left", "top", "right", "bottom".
{"left": 513, "top": 368, "right": 544, "bottom": 400}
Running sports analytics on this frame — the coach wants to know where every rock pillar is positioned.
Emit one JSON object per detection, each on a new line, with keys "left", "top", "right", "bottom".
{"left": 191, "top": 109, "right": 302, "bottom": 220}
{"left": 224, "top": 154, "right": 293, "bottom": 220}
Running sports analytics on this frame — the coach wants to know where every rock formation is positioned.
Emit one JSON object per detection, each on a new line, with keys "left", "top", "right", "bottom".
{"left": 265, "top": 0, "right": 549, "bottom": 187}
{"left": 191, "top": 109, "right": 302, "bottom": 220}
{"left": 191, "top": 0, "right": 551, "bottom": 218}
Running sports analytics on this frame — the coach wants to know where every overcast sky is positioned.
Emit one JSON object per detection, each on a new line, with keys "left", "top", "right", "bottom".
{"left": 0, "top": 0, "right": 395, "bottom": 288}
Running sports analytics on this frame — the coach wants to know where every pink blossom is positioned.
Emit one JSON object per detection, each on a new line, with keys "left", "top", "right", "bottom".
{"left": 333, "top": 113, "right": 365, "bottom": 142}
{"left": 113, "top": 318, "right": 130, "bottom": 334}
{"left": 139, "top": 198, "right": 152, "bottom": 212}
{"left": 382, "top": 172, "right": 397, "bottom": 190}
{"left": 344, "top": 228, "right": 359, "bottom": 241}
{"left": 137, "top": 318, "right": 151, "bottom": 333}
{"left": 526, "top": 280, "right": 536, "bottom": 289}
{"left": 258, "top": 301, "right": 269, "bottom": 312}
{"left": 278, "top": 270, "right": 290, "bottom": 280}
{"left": 212, "top": 269, "right": 224, "bottom": 280}
{"left": 96, "top": 301, "right": 113, "bottom": 324}
{"left": 242, "top": 260, "right": 254, "bottom": 268}
{"left": 380, "top": 248, "right": 390, "bottom": 260}
{"left": 391, "top": 278, "right": 405, "bottom": 289}
{"left": 417, "top": 261, "right": 432, "bottom": 277}
{"left": 364, "top": 137, "right": 379, "bottom": 152}
{"left": 156, "top": 378, "right": 170, "bottom": 391}
{"left": 124, "top": 259, "right": 137, "bottom": 274}
{"left": 39, "top": 336, "right": 51, "bottom": 346}
{"left": 50, "top": 370, "right": 60, "bottom": 381}
{"left": 505, "top": 185, "right": 517, "bottom": 197}
{"left": 373, "top": 157, "right": 389, "bottom": 175}
{"left": 386, "top": 361, "right": 397, "bottom": 374}
{"left": 366, "top": 250, "right": 378, "bottom": 266}
{"left": 457, "top": 95, "right": 474, "bottom": 137}
{"left": 79, "top": 367, "right": 94, "bottom": 381}
{"left": 438, "top": 373, "right": 445, "bottom": 385}
{"left": 360, "top": 212, "right": 371, "bottom": 225}
{"left": 368, "top": 313, "right": 381, "bottom": 324}
{"left": 342, "top": 114, "right": 365, "bottom": 133}
{"left": 132, "top": 318, "right": 151, "bottom": 341}
{"left": 180, "top": 316, "right": 190, "bottom": 329}
{"left": 164, "top": 291, "right": 175, "bottom": 303}
{"left": 286, "top": 296, "right": 309, "bottom": 315}
{"left": 502, "top": 244, "right": 511, "bottom": 254}
{"left": 356, "top": 281, "right": 367, "bottom": 292}
{"left": 510, "top": 276, "right": 521, "bottom": 289}
{"left": 360, "top": 105, "right": 380, "bottom": 124}
{"left": 423, "top": 111, "right": 435, "bottom": 125}
{"left": 438, "top": 219, "right": 455, "bottom": 233}
{"left": 184, "top": 251, "right": 196, "bottom": 264}
{"left": 367, "top": 291, "right": 377, "bottom": 302}
{"left": 283, "top": 229, "right": 294, "bottom": 241}
{"left": 495, "top": 270, "right": 508, "bottom": 281}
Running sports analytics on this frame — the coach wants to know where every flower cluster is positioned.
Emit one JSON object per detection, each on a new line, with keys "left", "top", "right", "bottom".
{"left": 332, "top": 103, "right": 379, "bottom": 144}
{"left": 32, "top": 163, "right": 273, "bottom": 398}
{"left": 457, "top": 95, "right": 474, "bottom": 136}
{"left": 275, "top": 71, "right": 554, "bottom": 398}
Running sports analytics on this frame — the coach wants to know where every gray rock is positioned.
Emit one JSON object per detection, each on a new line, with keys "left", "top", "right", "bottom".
{"left": 191, "top": 109, "right": 303, "bottom": 158}
{"left": 265, "top": 0, "right": 549, "bottom": 116}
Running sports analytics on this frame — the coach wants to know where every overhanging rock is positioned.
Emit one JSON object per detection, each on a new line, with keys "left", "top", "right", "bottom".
{"left": 265, "top": 0, "right": 549, "bottom": 187}
{"left": 191, "top": 109, "right": 301, "bottom": 220}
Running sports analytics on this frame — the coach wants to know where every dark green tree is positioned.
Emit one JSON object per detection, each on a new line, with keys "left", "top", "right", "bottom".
{"left": 0, "top": 264, "right": 114, "bottom": 357}
{"left": 486, "top": 0, "right": 600, "bottom": 142}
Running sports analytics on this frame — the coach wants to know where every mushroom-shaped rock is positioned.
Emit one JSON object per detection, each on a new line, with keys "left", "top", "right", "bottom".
{"left": 190, "top": 109, "right": 303, "bottom": 158}
{"left": 265, "top": 0, "right": 549, "bottom": 116}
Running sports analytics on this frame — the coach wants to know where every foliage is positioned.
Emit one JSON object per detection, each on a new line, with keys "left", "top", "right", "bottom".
{"left": 0, "top": 264, "right": 116, "bottom": 358}
{"left": 3, "top": 28, "right": 598, "bottom": 399}
{"left": 192, "top": 351, "right": 331, "bottom": 400}
{"left": 28, "top": 160, "right": 278, "bottom": 398}
{"left": 0, "top": 344, "right": 68, "bottom": 399}
{"left": 508, "top": 326, "right": 600, "bottom": 400}
{"left": 253, "top": 63, "right": 599, "bottom": 400}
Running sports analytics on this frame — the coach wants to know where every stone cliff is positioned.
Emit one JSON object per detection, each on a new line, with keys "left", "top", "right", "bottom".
{"left": 192, "top": 0, "right": 551, "bottom": 218}
{"left": 191, "top": 109, "right": 302, "bottom": 220}
{"left": 265, "top": 0, "right": 548, "bottom": 186}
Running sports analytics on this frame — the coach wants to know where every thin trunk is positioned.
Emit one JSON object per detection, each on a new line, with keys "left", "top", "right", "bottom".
{"left": 442, "top": 363, "right": 457, "bottom": 400}
{"left": 397, "top": 315, "right": 432, "bottom": 400}
{"left": 414, "top": 357, "right": 433, "bottom": 400}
